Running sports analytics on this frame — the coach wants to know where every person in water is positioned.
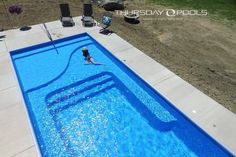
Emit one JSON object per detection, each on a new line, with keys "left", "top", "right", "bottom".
{"left": 82, "top": 47, "right": 101, "bottom": 65}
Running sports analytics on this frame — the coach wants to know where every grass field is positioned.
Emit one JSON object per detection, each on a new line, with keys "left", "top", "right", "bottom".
{"left": 152, "top": 0, "right": 236, "bottom": 21}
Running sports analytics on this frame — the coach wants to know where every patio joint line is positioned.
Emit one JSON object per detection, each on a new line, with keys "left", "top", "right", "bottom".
{"left": 0, "top": 101, "right": 22, "bottom": 112}
{"left": 111, "top": 45, "right": 135, "bottom": 53}
{"left": 4, "top": 38, "right": 9, "bottom": 52}
{"left": 0, "top": 84, "right": 17, "bottom": 92}
{"left": 12, "top": 145, "right": 35, "bottom": 157}
{"left": 113, "top": 46, "right": 134, "bottom": 54}
{"left": 153, "top": 73, "right": 176, "bottom": 85}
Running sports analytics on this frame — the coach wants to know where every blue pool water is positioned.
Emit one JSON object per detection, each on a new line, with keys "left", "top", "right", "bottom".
{"left": 11, "top": 33, "right": 233, "bottom": 157}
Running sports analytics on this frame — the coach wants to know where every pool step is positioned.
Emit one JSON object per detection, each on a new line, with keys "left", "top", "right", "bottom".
{"left": 46, "top": 72, "right": 116, "bottom": 115}
{"left": 46, "top": 72, "right": 177, "bottom": 132}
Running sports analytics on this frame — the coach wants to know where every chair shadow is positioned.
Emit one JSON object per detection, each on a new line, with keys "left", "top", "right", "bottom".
{"left": 0, "top": 35, "right": 6, "bottom": 39}
{"left": 0, "top": 35, "right": 5, "bottom": 41}
{"left": 124, "top": 18, "right": 140, "bottom": 24}
{"left": 99, "top": 29, "right": 115, "bottom": 35}
{"left": 20, "top": 26, "right": 32, "bottom": 31}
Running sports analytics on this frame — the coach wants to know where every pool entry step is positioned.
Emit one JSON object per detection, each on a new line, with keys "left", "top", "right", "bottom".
{"left": 45, "top": 72, "right": 177, "bottom": 131}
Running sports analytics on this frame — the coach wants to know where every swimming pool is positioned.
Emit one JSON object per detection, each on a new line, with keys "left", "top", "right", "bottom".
{"left": 11, "top": 33, "right": 233, "bottom": 157}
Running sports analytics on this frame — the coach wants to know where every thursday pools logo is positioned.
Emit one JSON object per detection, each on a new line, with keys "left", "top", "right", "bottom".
{"left": 116, "top": 9, "right": 208, "bottom": 16}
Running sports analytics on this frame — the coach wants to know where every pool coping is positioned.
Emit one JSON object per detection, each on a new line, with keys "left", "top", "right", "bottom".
{"left": 0, "top": 16, "right": 236, "bottom": 156}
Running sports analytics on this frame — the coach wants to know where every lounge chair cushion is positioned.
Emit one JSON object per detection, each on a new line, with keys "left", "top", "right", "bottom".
{"left": 61, "top": 17, "right": 75, "bottom": 26}
{"left": 83, "top": 16, "right": 93, "bottom": 21}
{"left": 82, "top": 16, "right": 94, "bottom": 26}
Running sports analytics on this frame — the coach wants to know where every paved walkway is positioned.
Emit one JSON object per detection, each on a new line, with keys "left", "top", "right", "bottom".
{"left": 0, "top": 16, "right": 235, "bottom": 156}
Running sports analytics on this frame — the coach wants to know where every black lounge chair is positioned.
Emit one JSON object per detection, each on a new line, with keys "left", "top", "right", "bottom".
{"left": 99, "top": 12, "right": 112, "bottom": 33}
{"left": 81, "top": 3, "right": 95, "bottom": 27}
{"left": 59, "top": 3, "right": 75, "bottom": 27}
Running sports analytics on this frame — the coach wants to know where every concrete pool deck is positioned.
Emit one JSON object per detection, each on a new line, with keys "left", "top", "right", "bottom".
{"left": 0, "top": 16, "right": 236, "bottom": 156}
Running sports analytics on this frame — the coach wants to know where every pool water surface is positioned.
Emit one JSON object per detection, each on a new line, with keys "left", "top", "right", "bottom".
{"left": 11, "top": 33, "right": 233, "bottom": 157}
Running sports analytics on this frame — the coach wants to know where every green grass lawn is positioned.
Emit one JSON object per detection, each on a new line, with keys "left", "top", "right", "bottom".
{"left": 152, "top": 0, "right": 236, "bottom": 21}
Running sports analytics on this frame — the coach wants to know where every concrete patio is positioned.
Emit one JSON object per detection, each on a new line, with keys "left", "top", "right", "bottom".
{"left": 0, "top": 16, "right": 236, "bottom": 156}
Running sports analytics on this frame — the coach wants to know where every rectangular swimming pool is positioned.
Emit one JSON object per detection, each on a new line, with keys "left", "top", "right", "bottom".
{"left": 11, "top": 33, "right": 233, "bottom": 157}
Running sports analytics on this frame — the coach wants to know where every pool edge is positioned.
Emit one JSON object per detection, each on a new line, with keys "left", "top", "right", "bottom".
{"left": 10, "top": 31, "right": 235, "bottom": 156}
